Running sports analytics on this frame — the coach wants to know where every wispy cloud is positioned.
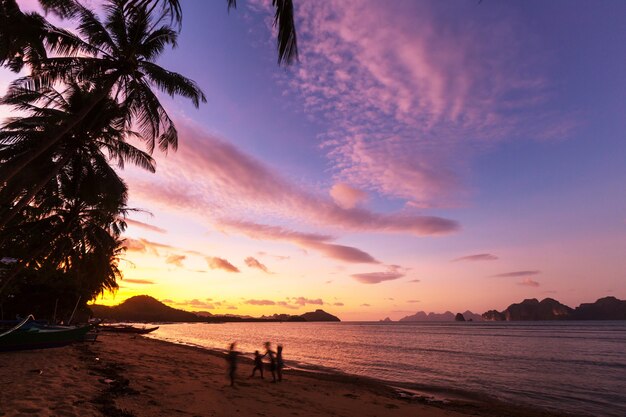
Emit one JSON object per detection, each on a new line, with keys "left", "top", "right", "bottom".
{"left": 407, "top": 279, "right": 421, "bottom": 283}
{"left": 290, "top": 297, "right": 323, "bottom": 306}
{"left": 207, "top": 257, "right": 240, "bottom": 273}
{"left": 122, "top": 278, "right": 155, "bottom": 285}
{"left": 452, "top": 253, "right": 498, "bottom": 262}
{"left": 124, "top": 218, "right": 167, "bottom": 234}
{"left": 244, "top": 256, "right": 270, "bottom": 273}
{"left": 407, "top": 300, "right": 420, "bottom": 303}
{"left": 518, "top": 278, "right": 540, "bottom": 287}
{"left": 273, "top": 1, "right": 572, "bottom": 207}
{"left": 352, "top": 265, "right": 405, "bottom": 284}
{"left": 333, "top": 302, "right": 344, "bottom": 307}
{"left": 492, "top": 270, "right": 540, "bottom": 278}
{"left": 129, "top": 122, "right": 459, "bottom": 236}
{"left": 218, "top": 220, "right": 379, "bottom": 264}
{"left": 166, "top": 254, "right": 186, "bottom": 268}
{"left": 245, "top": 299, "right": 276, "bottom": 306}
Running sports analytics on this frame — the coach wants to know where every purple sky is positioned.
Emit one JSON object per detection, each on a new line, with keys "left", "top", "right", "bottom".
{"left": 2, "top": 0, "right": 625, "bottom": 320}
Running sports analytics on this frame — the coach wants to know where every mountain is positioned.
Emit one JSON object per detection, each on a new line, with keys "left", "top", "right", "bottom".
{"left": 90, "top": 295, "right": 201, "bottom": 322}
{"left": 399, "top": 311, "right": 455, "bottom": 322}
{"left": 300, "top": 309, "right": 340, "bottom": 322}
{"left": 482, "top": 298, "right": 572, "bottom": 321}
{"left": 572, "top": 296, "right": 626, "bottom": 320}
{"left": 399, "top": 310, "right": 483, "bottom": 322}
{"left": 481, "top": 297, "right": 626, "bottom": 321}
{"left": 454, "top": 313, "right": 465, "bottom": 322}
{"left": 90, "top": 296, "right": 341, "bottom": 322}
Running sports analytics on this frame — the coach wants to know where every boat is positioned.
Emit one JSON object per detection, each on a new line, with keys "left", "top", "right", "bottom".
{"left": 97, "top": 324, "right": 159, "bottom": 334}
{"left": 0, "top": 316, "right": 92, "bottom": 352}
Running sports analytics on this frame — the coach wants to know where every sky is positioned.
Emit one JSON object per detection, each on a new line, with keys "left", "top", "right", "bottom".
{"left": 2, "top": 0, "right": 626, "bottom": 320}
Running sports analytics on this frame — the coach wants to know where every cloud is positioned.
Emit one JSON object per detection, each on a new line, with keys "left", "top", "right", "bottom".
{"left": 166, "top": 254, "right": 186, "bottom": 267}
{"left": 124, "top": 218, "right": 167, "bottom": 233}
{"left": 207, "top": 257, "right": 240, "bottom": 273}
{"left": 452, "top": 253, "right": 498, "bottom": 262}
{"left": 257, "top": 251, "right": 290, "bottom": 261}
{"left": 245, "top": 299, "right": 276, "bottom": 306}
{"left": 128, "top": 121, "right": 459, "bottom": 237}
{"left": 352, "top": 265, "right": 405, "bottom": 284}
{"left": 122, "top": 278, "right": 155, "bottom": 285}
{"left": 360, "top": 303, "right": 371, "bottom": 307}
{"left": 407, "top": 300, "right": 420, "bottom": 303}
{"left": 277, "top": 301, "right": 299, "bottom": 310}
{"left": 184, "top": 299, "right": 215, "bottom": 309}
{"left": 492, "top": 270, "right": 540, "bottom": 278}
{"left": 330, "top": 183, "right": 367, "bottom": 209}
{"left": 244, "top": 256, "right": 270, "bottom": 273}
{"left": 290, "top": 297, "right": 324, "bottom": 306}
{"left": 123, "top": 238, "right": 177, "bottom": 255}
{"left": 333, "top": 302, "right": 344, "bottom": 307}
{"left": 218, "top": 220, "right": 379, "bottom": 264}
{"left": 407, "top": 279, "right": 421, "bottom": 283}
{"left": 277, "top": 1, "right": 572, "bottom": 207}
{"left": 518, "top": 278, "right": 540, "bottom": 287}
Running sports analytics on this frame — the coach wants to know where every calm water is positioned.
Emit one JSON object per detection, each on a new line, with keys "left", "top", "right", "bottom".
{"left": 145, "top": 321, "right": 626, "bottom": 417}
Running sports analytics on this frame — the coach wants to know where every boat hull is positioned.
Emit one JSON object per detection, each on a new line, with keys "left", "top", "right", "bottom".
{"left": 0, "top": 325, "right": 92, "bottom": 352}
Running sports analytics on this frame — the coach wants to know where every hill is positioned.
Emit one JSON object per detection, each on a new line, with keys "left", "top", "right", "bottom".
{"left": 90, "top": 296, "right": 341, "bottom": 322}
{"left": 399, "top": 310, "right": 483, "bottom": 322}
{"left": 482, "top": 297, "right": 626, "bottom": 321}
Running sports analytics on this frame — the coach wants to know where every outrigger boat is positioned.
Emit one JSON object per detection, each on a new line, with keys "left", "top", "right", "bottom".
{"left": 0, "top": 316, "right": 92, "bottom": 352}
{"left": 97, "top": 324, "right": 159, "bottom": 334}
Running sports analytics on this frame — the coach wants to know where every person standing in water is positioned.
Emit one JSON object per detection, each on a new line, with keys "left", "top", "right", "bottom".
{"left": 226, "top": 342, "right": 239, "bottom": 387}
{"left": 264, "top": 341, "right": 277, "bottom": 383}
{"left": 276, "top": 344, "right": 285, "bottom": 382}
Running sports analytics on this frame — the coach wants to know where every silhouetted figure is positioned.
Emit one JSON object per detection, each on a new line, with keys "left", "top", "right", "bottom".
{"left": 264, "top": 341, "right": 277, "bottom": 382}
{"left": 276, "top": 344, "right": 285, "bottom": 382}
{"left": 250, "top": 350, "right": 264, "bottom": 379}
{"left": 226, "top": 342, "right": 239, "bottom": 387}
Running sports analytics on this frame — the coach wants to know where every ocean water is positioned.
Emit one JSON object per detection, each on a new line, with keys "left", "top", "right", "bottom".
{"left": 144, "top": 321, "right": 626, "bottom": 417}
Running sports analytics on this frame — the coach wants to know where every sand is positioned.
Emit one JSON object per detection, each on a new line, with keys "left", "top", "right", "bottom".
{"left": 0, "top": 333, "right": 573, "bottom": 417}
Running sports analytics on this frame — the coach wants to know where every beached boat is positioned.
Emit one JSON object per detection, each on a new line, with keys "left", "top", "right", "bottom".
{"left": 98, "top": 324, "right": 159, "bottom": 334}
{"left": 0, "top": 316, "right": 92, "bottom": 352}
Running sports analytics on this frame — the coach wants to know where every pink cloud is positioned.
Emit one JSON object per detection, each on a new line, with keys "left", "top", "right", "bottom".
{"left": 333, "top": 302, "right": 344, "bottom": 307}
{"left": 218, "top": 220, "right": 378, "bottom": 264}
{"left": 277, "top": 301, "right": 299, "bottom": 310}
{"left": 207, "top": 257, "right": 240, "bottom": 273}
{"left": 290, "top": 297, "right": 323, "bottom": 306}
{"left": 330, "top": 183, "right": 367, "bottom": 209}
{"left": 124, "top": 218, "right": 167, "bottom": 234}
{"left": 122, "top": 278, "right": 155, "bottom": 285}
{"left": 244, "top": 256, "right": 270, "bottom": 273}
{"left": 352, "top": 265, "right": 405, "bottom": 284}
{"left": 245, "top": 299, "right": 276, "bottom": 306}
{"left": 166, "top": 254, "right": 186, "bottom": 268}
{"left": 493, "top": 270, "right": 540, "bottom": 278}
{"left": 453, "top": 253, "right": 498, "bottom": 262}
{"left": 518, "top": 278, "right": 540, "bottom": 287}
{"left": 128, "top": 122, "right": 458, "bottom": 237}
{"left": 275, "top": 1, "right": 572, "bottom": 206}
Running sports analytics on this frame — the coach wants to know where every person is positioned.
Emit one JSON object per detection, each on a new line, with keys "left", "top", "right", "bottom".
{"left": 264, "top": 341, "right": 277, "bottom": 383}
{"left": 276, "top": 344, "right": 285, "bottom": 382}
{"left": 226, "top": 342, "right": 239, "bottom": 387}
{"left": 250, "top": 350, "right": 264, "bottom": 379}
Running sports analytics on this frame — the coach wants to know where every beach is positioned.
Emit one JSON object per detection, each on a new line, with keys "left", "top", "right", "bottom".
{"left": 0, "top": 333, "right": 574, "bottom": 417}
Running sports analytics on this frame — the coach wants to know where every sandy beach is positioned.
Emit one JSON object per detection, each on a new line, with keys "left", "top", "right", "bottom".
{"left": 0, "top": 333, "right": 576, "bottom": 417}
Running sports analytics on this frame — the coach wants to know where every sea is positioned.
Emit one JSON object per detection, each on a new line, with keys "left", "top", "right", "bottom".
{"left": 144, "top": 321, "right": 626, "bottom": 417}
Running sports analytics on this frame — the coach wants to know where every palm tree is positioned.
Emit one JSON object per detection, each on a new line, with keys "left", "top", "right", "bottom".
{"left": 0, "top": 0, "right": 206, "bottom": 186}
{"left": 0, "top": 123, "right": 131, "bottom": 296}
{"left": 0, "top": 83, "right": 155, "bottom": 229}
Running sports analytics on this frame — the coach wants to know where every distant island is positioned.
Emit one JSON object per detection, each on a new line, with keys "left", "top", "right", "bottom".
{"left": 398, "top": 296, "right": 626, "bottom": 322}
{"left": 90, "top": 295, "right": 340, "bottom": 323}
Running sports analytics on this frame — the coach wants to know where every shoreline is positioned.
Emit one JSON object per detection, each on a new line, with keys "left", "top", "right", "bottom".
{"left": 0, "top": 333, "right": 582, "bottom": 417}
{"left": 142, "top": 334, "right": 581, "bottom": 417}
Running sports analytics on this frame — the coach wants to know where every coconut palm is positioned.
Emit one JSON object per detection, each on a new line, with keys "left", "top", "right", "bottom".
{"left": 0, "top": 0, "right": 206, "bottom": 186}
{"left": 0, "top": 83, "right": 155, "bottom": 229}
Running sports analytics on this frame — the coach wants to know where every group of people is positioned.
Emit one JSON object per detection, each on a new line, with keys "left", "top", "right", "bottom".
{"left": 226, "top": 341, "right": 284, "bottom": 386}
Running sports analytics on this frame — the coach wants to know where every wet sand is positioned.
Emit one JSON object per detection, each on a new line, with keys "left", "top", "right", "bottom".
{"left": 0, "top": 333, "right": 574, "bottom": 417}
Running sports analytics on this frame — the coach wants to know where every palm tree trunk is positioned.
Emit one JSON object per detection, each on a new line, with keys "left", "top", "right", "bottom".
{"left": 0, "top": 153, "right": 71, "bottom": 230}
{"left": 0, "top": 78, "right": 116, "bottom": 186}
